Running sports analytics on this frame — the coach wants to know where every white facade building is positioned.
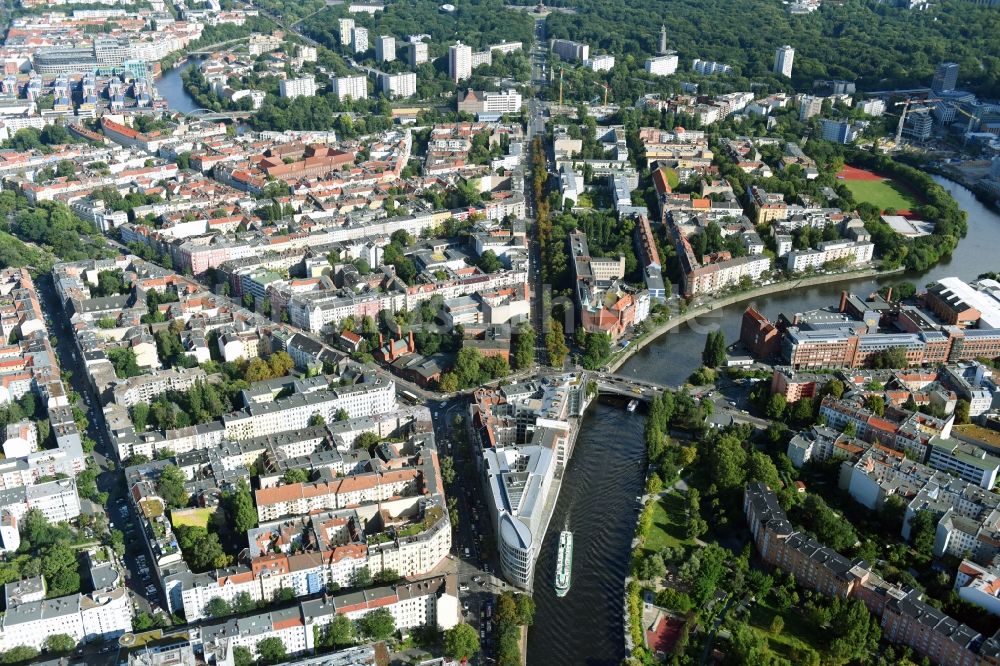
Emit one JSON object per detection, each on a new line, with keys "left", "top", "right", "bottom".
{"left": 448, "top": 43, "right": 472, "bottom": 83}
{"left": 375, "top": 35, "right": 396, "bottom": 62}
{"left": 380, "top": 72, "right": 417, "bottom": 98}
{"left": 774, "top": 45, "right": 795, "bottom": 77}
{"left": 645, "top": 54, "right": 678, "bottom": 76}
{"left": 333, "top": 75, "right": 368, "bottom": 101}
{"left": 279, "top": 76, "right": 317, "bottom": 100}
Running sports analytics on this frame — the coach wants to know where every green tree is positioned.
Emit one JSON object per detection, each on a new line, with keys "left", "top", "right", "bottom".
{"left": 374, "top": 567, "right": 400, "bottom": 584}
{"left": 256, "top": 637, "right": 287, "bottom": 665}
{"left": 513, "top": 323, "right": 536, "bottom": 370}
{"left": 205, "top": 597, "right": 232, "bottom": 618}
{"left": 444, "top": 623, "right": 481, "bottom": 660}
{"left": 108, "top": 347, "right": 141, "bottom": 379}
{"left": 351, "top": 565, "right": 373, "bottom": 588}
{"left": 156, "top": 465, "right": 188, "bottom": 509}
{"left": 909, "top": 509, "right": 937, "bottom": 557}
{"left": 43, "top": 634, "right": 75, "bottom": 654}
{"left": 702, "top": 330, "right": 727, "bottom": 368}
{"left": 0, "top": 646, "right": 39, "bottom": 664}
{"left": 322, "top": 614, "right": 356, "bottom": 648}
{"left": 233, "top": 646, "right": 254, "bottom": 666}
{"left": 546, "top": 320, "right": 569, "bottom": 367}
{"left": 477, "top": 250, "right": 503, "bottom": 273}
{"left": 232, "top": 479, "right": 257, "bottom": 534}
{"left": 359, "top": 608, "right": 395, "bottom": 640}
{"left": 766, "top": 393, "right": 787, "bottom": 419}
{"left": 283, "top": 468, "right": 308, "bottom": 484}
{"left": 41, "top": 543, "right": 80, "bottom": 596}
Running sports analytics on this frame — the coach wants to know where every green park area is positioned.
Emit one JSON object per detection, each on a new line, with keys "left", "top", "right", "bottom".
{"left": 842, "top": 178, "right": 920, "bottom": 212}
{"left": 747, "top": 598, "right": 827, "bottom": 662}
{"left": 643, "top": 491, "right": 696, "bottom": 554}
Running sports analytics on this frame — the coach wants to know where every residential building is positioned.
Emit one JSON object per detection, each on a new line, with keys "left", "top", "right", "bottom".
{"left": 645, "top": 54, "right": 678, "bottom": 77}
{"left": 375, "top": 35, "right": 396, "bottom": 63}
{"left": 279, "top": 76, "right": 317, "bottom": 100}
{"left": 584, "top": 55, "right": 615, "bottom": 72}
{"left": 821, "top": 119, "right": 862, "bottom": 144}
{"left": 407, "top": 41, "right": 428, "bottom": 66}
{"left": 380, "top": 72, "right": 416, "bottom": 99}
{"left": 448, "top": 43, "right": 472, "bottom": 83}
{"left": 338, "top": 18, "right": 355, "bottom": 47}
{"left": 799, "top": 94, "right": 823, "bottom": 121}
{"left": 550, "top": 39, "right": 589, "bottom": 62}
{"left": 351, "top": 27, "right": 369, "bottom": 54}
{"left": 691, "top": 59, "right": 732, "bottom": 76}
{"left": 333, "top": 75, "right": 368, "bottom": 101}
{"left": 774, "top": 45, "right": 795, "bottom": 77}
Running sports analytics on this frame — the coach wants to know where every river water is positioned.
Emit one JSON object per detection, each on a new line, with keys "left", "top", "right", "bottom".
{"left": 155, "top": 62, "right": 199, "bottom": 114}
{"left": 526, "top": 176, "right": 1000, "bottom": 664}
{"left": 526, "top": 402, "right": 646, "bottom": 666}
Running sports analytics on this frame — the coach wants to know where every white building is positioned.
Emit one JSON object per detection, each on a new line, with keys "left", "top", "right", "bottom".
{"left": 860, "top": 98, "right": 886, "bottom": 117}
{"left": 279, "top": 76, "right": 317, "bottom": 100}
{"left": 785, "top": 240, "right": 874, "bottom": 272}
{"left": 380, "top": 72, "right": 417, "bottom": 99}
{"left": 692, "top": 59, "right": 732, "bottom": 76}
{"left": 448, "top": 43, "right": 472, "bottom": 83}
{"left": 584, "top": 54, "right": 615, "bottom": 72}
{"left": 774, "top": 45, "right": 795, "bottom": 78}
{"left": 407, "top": 41, "right": 428, "bottom": 66}
{"left": 375, "top": 35, "right": 396, "bottom": 62}
{"left": 645, "top": 54, "right": 678, "bottom": 76}
{"left": 333, "top": 75, "right": 368, "bottom": 101}
{"left": 351, "top": 27, "right": 369, "bottom": 54}
{"left": 550, "top": 39, "right": 589, "bottom": 62}
{"left": 338, "top": 18, "right": 355, "bottom": 47}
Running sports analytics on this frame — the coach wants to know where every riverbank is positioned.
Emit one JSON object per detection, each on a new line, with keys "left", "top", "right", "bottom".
{"left": 608, "top": 266, "right": 904, "bottom": 374}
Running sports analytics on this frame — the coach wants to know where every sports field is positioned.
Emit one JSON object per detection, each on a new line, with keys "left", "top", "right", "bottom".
{"left": 838, "top": 165, "right": 921, "bottom": 212}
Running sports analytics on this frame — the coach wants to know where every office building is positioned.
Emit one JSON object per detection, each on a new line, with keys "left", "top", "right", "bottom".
{"left": 279, "top": 76, "right": 317, "bottom": 100}
{"left": 550, "top": 39, "right": 589, "bottom": 62}
{"left": 448, "top": 42, "right": 472, "bottom": 82}
{"left": 333, "top": 75, "right": 367, "bottom": 101}
{"left": 645, "top": 54, "right": 678, "bottom": 76}
{"left": 375, "top": 35, "right": 396, "bottom": 62}
{"left": 932, "top": 62, "right": 960, "bottom": 94}
{"left": 380, "top": 72, "right": 416, "bottom": 98}
{"left": 774, "top": 45, "right": 795, "bottom": 77}
{"left": 351, "top": 27, "right": 369, "bottom": 54}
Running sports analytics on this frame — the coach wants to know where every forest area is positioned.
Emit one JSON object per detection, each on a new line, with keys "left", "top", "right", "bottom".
{"left": 529, "top": 0, "right": 1000, "bottom": 98}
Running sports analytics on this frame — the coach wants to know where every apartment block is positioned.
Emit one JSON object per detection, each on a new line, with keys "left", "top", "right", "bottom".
{"left": 333, "top": 75, "right": 368, "bottom": 101}
{"left": 279, "top": 76, "right": 317, "bottom": 100}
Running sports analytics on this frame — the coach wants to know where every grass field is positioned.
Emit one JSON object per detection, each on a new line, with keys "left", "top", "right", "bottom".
{"left": 748, "top": 598, "right": 826, "bottom": 660}
{"left": 842, "top": 178, "right": 920, "bottom": 212}
{"left": 644, "top": 491, "right": 695, "bottom": 554}
{"left": 171, "top": 507, "right": 215, "bottom": 529}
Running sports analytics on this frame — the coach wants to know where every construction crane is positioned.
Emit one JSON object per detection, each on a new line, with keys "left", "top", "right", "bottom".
{"left": 558, "top": 67, "right": 564, "bottom": 106}
{"left": 601, "top": 82, "right": 610, "bottom": 106}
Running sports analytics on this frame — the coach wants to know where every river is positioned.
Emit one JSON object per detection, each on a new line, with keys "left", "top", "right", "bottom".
{"left": 155, "top": 62, "right": 199, "bottom": 114}
{"left": 526, "top": 402, "right": 646, "bottom": 666}
{"left": 526, "top": 176, "right": 1000, "bottom": 664}
{"left": 620, "top": 175, "right": 1000, "bottom": 387}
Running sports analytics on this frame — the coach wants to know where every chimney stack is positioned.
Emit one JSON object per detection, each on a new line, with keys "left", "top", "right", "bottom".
{"left": 839, "top": 290, "right": 848, "bottom": 313}
{"left": 886, "top": 287, "right": 893, "bottom": 302}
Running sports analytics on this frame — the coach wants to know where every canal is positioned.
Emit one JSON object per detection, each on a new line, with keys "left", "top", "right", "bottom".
{"left": 526, "top": 176, "right": 1000, "bottom": 664}
{"left": 154, "top": 61, "right": 199, "bottom": 114}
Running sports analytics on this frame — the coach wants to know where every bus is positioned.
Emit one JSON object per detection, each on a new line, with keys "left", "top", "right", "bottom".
{"left": 400, "top": 390, "right": 419, "bottom": 404}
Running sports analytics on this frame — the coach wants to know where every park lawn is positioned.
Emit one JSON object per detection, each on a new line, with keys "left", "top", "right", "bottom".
{"left": 747, "top": 598, "right": 827, "bottom": 660}
{"left": 171, "top": 507, "right": 215, "bottom": 529}
{"left": 843, "top": 178, "right": 920, "bottom": 211}
{"left": 644, "top": 491, "right": 695, "bottom": 554}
